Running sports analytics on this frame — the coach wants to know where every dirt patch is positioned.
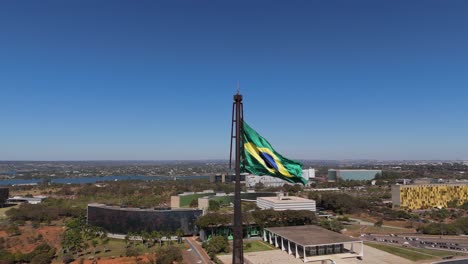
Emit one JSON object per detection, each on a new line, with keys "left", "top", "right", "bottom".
{"left": 3, "top": 225, "right": 64, "bottom": 253}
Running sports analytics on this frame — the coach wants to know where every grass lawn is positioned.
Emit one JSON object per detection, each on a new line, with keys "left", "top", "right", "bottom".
{"left": 0, "top": 204, "right": 19, "bottom": 219}
{"left": 365, "top": 242, "right": 464, "bottom": 262}
{"left": 243, "top": 241, "right": 276, "bottom": 253}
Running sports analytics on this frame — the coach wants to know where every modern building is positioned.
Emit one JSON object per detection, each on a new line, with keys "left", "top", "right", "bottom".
{"left": 7, "top": 195, "right": 46, "bottom": 204}
{"left": 327, "top": 169, "right": 381, "bottom": 181}
{"left": 0, "top": 187, "right": 9, "bottom": 207}
{"left": 170, "top": 190, "right": 215, "bottom": 208}
{"left": 246, "top": 168, "right": 315, "bottom": 188}
{"left": 87, "top": 203, "right": 202, "bottom": 235}
{"left": 209, "top": 173, "right": 247, "bottom": 183}
{"left": 395, "top": 179, "right": 412, "bottom": 185}
{"left": 197, "top": 191, "right": 277, "bottom": 210}
{"left": 264, "top": 225, "right": 363, "bottom": 263}
{"left": 257, "top": 194, "right": 316, "bottom": 212}
{"left": 392, "top": 183, "right": 468, "bottom": 210}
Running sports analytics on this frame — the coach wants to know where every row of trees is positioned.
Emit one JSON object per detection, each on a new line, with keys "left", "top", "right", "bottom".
{"left": 5, "top": 201, "right": 83, "bottom": 223}
{"left": 61, "top": 217, "right": 108, "bottom": 257}
{"left": 124, "top": 228, "right": 185, "bottom": 249}
{"left": 419, "top": 217, "right": 468, "bottom": 235}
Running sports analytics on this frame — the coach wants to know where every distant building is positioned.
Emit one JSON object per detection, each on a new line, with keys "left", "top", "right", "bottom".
{"left": 197, "top": 191, "right": 277, "bottom": 210}
{"left": 170, "top": 190, "right": 215, "bottom": 208}
{"left": 395, "top": 179, "right": 412, "bottom": 185}
{"left": 0, "top": 187, "right": 9, "bottom": 207}
{"left": 210, "top": 173, "right": 246, "bottom": 183}
{"left": 392, "top": 183, "right": 468, "bottom": 210}
{"left": 7, "top": 195, "right": 46, "bottom": 204}
{"left": 257, "top": 194, "right": 316, "bottom": 212}
{"left": 327, "top": 169, "right": 381, "bottom": 181}
{"left": 246, "top": 168, "right": 315, "bottom": 188}
{"left": 87, "top": 203, "right": 202, "bottom": 235}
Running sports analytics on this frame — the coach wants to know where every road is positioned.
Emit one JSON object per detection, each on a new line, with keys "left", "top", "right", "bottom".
{"left": 185, "top": 236, "right": 212, "bottom": 264}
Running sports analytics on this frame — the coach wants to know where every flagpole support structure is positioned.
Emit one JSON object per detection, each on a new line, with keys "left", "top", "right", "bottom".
{"left": 230, "top": 92, "right": 244, "bottom": 264}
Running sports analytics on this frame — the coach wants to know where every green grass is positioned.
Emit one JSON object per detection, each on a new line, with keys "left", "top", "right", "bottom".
{"left": 0, "top": 204, "right": 19, "bottom": 219}
{"left": 243, "top": 241, "right": 276, "bottom": 253}
{"left": 365, "top": 242, "right": 464, "bottom": 262}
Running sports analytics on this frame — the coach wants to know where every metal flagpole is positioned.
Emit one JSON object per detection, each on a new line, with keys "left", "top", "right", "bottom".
{"left": 231, "top": 92, "right": 244, "bottom": 264}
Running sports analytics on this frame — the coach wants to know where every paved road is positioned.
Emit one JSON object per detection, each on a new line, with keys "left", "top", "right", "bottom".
{"left": 186, "top": 236, "right": 212, "bottom": 264}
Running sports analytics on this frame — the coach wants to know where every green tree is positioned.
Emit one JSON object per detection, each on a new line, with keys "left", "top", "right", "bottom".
{"left": 208, "top": 200, "right": 221, "bottom": 211}
{"left": 175, "top": 229, "right": 184, "bottom": 244}
{"left": 374, "top": 219, "right": 383, "bottom": 227}
{"left": 202, "top": 236, "right": 229, "bottom": 259}
{"left": 155, "top": 245, "right": 183, "bottom": 264}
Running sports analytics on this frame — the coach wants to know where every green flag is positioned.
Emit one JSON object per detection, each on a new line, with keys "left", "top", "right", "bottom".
{"left": 242, "top": 121, "right": 306, "bottom": 185}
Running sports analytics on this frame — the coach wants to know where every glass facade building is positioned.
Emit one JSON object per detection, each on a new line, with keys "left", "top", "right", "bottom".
{"left": 87, "top": 203, "right": 202, "bottom": 235}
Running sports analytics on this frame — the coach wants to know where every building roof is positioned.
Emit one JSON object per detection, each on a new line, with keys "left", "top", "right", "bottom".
{"left": 88, "top": 203, "right": 201, "bottom": 212}
{"left": 265, "top": 225, "right": 360, "bottom": 246}
{"left": 257, "top": 196, "right": 314, "bottom": 204}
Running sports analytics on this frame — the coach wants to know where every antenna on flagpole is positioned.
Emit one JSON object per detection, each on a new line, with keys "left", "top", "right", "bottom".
{"left": 230, "top": 86, "right": 244, "bottom": 264}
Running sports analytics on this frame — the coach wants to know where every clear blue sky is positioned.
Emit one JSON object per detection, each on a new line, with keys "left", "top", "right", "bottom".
{"left": 1, "top": 0, "right": 467, "bottom": 161}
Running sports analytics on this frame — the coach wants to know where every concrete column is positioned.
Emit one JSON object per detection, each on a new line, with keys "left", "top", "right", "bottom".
{"left": 269, "top": 232, "right": 272, "bottom": 244}
{"left": 263, "top": 230, "right": 267, "bottom": 242}
{"left": 303, "top": 246, "right": 307, "bottom": 262}
{"left": 275, "top": 234, "right": 279, "bottom": 248}
{"left": 295, "top": 243, "right": 299, "bottom": 259}
{"left": 288, "top": 240, "right": 292, "bottom": 255}
{"left": 281, "top": 237, "right": 284, "bottom": 251}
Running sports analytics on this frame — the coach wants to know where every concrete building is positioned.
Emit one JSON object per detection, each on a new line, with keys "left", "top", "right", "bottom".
{"left": 327, "top": 169, "right": 381, "bottom": 182}
{"left": 264, "top": 225, "right": 363, "bottom": 263}
{"left": 392, "top": 183, "right": 468, "bottom": 210}
{"left": 170, "top": 190, "right": 215, "bottom": 208}
{"left": 257, "top": 194, "right": 316, "bottom": 212}
{"left": 246, "top": 168, "right": 315, "bottom": 188}
{"left": 209, "top": 173, "right": 246, "bottom": 183}
{"left": 7, "top": 195, "right": 46, "bottom": 204}
{"left": 197, "top": 191, "right": 277, "bottom": 210}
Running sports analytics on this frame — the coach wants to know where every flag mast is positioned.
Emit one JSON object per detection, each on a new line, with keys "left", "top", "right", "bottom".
{"left": 231, "top": 91, "right": 244, "bottom": 264}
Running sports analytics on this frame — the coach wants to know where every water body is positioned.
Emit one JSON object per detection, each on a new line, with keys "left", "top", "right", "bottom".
{"left": 0, "top": 175, "right": 209, "bottom": 186}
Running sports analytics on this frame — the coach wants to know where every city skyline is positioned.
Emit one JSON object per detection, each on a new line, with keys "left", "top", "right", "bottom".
{"left": 1, "top": 0, "right": 467, "bottom": 160}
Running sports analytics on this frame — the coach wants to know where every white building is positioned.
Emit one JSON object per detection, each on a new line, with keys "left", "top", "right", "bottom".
{"left": 246, "top": 168, "right": 315, "bottom": 188}
{"left": 257, "top": 194, "right": 316, "bottom": 212}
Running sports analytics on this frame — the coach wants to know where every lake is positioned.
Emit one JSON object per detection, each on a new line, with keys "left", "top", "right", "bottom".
{"left": 0, "top": 175, "right": 209, "bottom": 186}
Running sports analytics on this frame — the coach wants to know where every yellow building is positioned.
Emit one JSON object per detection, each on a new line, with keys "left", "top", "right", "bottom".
{"left": 392, "top": 183, "right": 468, "bottom": 210}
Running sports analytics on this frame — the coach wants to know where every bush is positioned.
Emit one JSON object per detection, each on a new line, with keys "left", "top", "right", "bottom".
{"left": 62, "top": 254, "right": 75, "bottom": 264}
{"left": 374, "top": 219, "right": 383, "bottom": 227}
{"left": 30, "top": 253, "right": 53, "bottom": 264}
{"left": 125, "top": 246, "right": 141, "bottom": 257}
{"left": 155, "top": 245, "right": 182, "bottom": 264}
{"left": 202, "top": 236, "right": 229, "bottom": 258}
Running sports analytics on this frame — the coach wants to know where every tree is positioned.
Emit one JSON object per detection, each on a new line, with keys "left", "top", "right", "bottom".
{"left": 175, "top": 229, "right": 184, "bottom": 244}
{"left": 155, "top": 245, "right": 183, "bottom": 264}
{"left": 374, "top": 219, "right": 383, "bottom": 227}
{"left": 202, "top": 236, "right": 229, "bottom": 259}
{"left": 62, "top": 253, "right": 75, "bottom": 264}
{"left": 208, "top": 200, "right": 221, "bottom": 211}
{"left": 30, "top": 253, "right": 53, "bottom": 264}
{"left": 125, "top": 246, "right": 140, "bottom": 257}
{"left": 189, "top": 199, "right": 198, "bottom": 208}
{"left": 91, "top": 239, "right": 99, "bottom": 255}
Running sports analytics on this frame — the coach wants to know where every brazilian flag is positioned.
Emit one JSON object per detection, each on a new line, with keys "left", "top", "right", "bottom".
{"left": 242, "top": 121, "right": 307, "bottom": 185}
